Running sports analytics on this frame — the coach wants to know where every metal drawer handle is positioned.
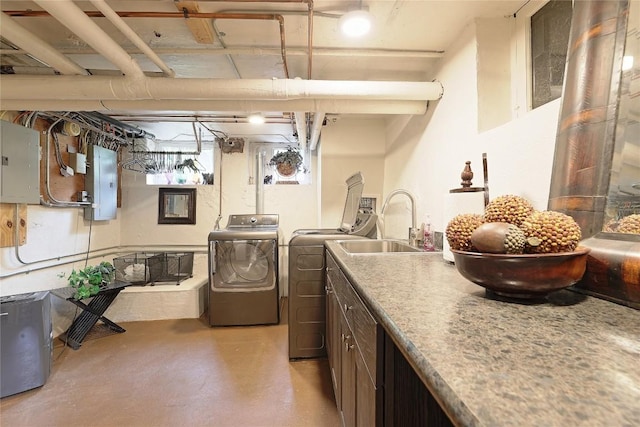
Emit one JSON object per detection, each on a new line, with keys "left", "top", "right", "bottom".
{"left": 345, "top": 342, "right": 354, "bottom": 352}
{"left": 0, "top": 312, "right": 8, "bottom": 317}
{"left": 325, "top": 286, "right": 333, "bottom": 294}
{"left": 344, "top": 303, "right": 353, "bottom": 312}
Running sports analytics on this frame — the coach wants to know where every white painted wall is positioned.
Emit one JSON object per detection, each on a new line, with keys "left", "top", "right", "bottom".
{"left": 382, "top": 17, "right": 560, "bottom": 241}
{"left": 319, "top": 117, "right": 386, "bottom": 228}
{"left": 0, "top": 206, "right": 121, "bottom": 295}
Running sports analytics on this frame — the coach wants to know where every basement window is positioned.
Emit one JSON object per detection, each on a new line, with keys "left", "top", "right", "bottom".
{"left": 260, "top": 144, "right": 311, "bottom": 185}
{"left": 530, "top": 0, "right": 573, "bottom": 109}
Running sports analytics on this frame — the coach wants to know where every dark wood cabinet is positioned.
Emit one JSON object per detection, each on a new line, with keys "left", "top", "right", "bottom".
{"left": 326, "top": 252, "right": 381, "bottom": 427}
{"left": 383, "top": 334, "right": 454, "bottom": 427}
{"left": 326, "top": 250, "right": 455, "bottom": 427}
{"left": 326, "top": 276, "right": 342, "bottom": 412}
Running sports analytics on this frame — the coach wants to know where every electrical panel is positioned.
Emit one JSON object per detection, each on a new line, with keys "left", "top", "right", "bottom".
{"left": 0, "top": 121, "right": 41, "bottom": 204}
{"left": 84, "top": 145, "right": 117, "bottom": 221}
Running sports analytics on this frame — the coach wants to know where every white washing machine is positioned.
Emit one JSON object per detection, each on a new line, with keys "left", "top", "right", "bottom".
{"left": 208, "top": 214, "right": 280, "bottom": 326}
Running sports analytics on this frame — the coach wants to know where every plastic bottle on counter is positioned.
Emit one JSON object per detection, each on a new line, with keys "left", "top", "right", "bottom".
{"left": 423, "top": 215, "right": 435, "bottom": 252}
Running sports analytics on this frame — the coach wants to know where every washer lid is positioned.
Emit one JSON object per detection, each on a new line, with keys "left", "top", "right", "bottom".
{"left": 339, "top": 172, "right": 365, "bottom": 233}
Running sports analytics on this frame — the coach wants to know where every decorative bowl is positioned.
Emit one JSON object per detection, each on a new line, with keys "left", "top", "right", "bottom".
{"left": 451, "top": 247, "right": 591, "bottom": 299}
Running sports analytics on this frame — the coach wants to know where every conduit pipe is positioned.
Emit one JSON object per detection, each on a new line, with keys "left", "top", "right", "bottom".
{"left": 0, "top": 99, "right": 430, "bottom": 115}
{"left": 88, "top": 0, "right": 175, "bottom": 77}
{"left": 256, "top": 150, "right": 265, "bottom": 214}
{"left": 0, "top": 13, "right": 89, "bottom": 75}
{"left": 42, "top": 118, "right": 93, "bottom": 208}
{"left": 0, "top": 76, "right": 444, "bottom": 101}
{"left": 308, "top": 112, "right": 325, "bottom": 151}
{"left": 32, "top": 0, "right": 145, "bottom": 77}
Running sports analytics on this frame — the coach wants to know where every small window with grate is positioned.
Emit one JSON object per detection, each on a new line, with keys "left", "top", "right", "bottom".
{"left": 530, "top": 0, "right": 573, "bottom": 109}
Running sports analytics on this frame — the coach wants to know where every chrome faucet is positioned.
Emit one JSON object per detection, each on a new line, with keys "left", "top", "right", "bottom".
{"left": 380, "top": 189, "right": 420, "bottom": 247}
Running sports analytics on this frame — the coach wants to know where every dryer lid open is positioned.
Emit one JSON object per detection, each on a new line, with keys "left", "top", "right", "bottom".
{"left": 338, "top": 172, "right": 365, "bottom": 233}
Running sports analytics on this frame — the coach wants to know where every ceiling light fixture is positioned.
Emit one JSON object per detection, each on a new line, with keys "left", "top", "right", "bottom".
{"left": 248, "top": 113, "right": 266, "bottom": 124}
{"left": 339, "top": 9, "right": 372, "bottom": 38}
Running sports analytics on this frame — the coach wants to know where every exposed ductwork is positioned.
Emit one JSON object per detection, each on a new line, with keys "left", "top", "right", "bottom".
{"left": 87, "top": 0, "right": 175, "bottom": 77}
{"left": 294, "top": 111, "right": 307, "bottom": 150}
{"left": 0, "top": 99, "right": 430, "bottom": 115}
{"left": 0, "top": 75, "right": 444, "bottom": 102}
{"left": 308, "top": 112, "right": 325, "bottom": 151}
{"left": 32, "top": 0, "right": 145, "bottom": 77}
{"left": 0, "top": 12, "right": 89, "bottom": 75}
{"left": 1, "top": 1, "right": 448, "bottom": 151}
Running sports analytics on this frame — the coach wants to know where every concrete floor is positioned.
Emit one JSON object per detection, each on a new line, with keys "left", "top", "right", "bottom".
{"left": 0, "top": 299, "right": 340, "bottom": 427}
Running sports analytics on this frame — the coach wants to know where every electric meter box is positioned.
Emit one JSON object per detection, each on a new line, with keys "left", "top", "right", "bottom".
{"left": 84, "top": 144, "right": 117, "bottom": 221}
{"left": 0, "top": 121, "right": 41, "bottom": 204}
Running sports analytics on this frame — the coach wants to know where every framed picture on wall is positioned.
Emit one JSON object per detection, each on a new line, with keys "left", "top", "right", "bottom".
{"left": 158, "top": 188, "right": 196, "bottom": 224}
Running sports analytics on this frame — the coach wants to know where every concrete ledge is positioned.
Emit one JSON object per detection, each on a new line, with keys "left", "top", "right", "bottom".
{"left": 104, "top": 275, "right": 208, "bottom": 323}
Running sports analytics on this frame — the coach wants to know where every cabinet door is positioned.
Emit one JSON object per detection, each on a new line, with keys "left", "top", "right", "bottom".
{"left": 326, "top": 278, "right": 342, "bottom": 411}
{"left": 341, "top": 312, "right": 356, "bottom": 427}
{"left": 355, "top": 347, "right": 377, "bottom": 427}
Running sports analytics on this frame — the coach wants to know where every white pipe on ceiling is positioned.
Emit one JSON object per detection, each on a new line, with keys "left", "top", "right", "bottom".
{"left": 0, "top": 99, "right": 429, "bottom": 115}
{"left": 5, "top": 47, "right": 445, "bottom": 59}
{"left": 0, "top": 12, "right": 89, "bottom": 75}
{"left": 0, "top": 76, "right": 444, "bottom": 101}
{"left": 294, "top": 111, "right": 307, "bottom": 150}
{"left": 32, "top": 0, "right": 144, "bottom": 78}
{"left": 88, "top": 0, "right": 175, "bottom": 77}
{"left": 308, "top": 112, "right": 325, "bottom": 151}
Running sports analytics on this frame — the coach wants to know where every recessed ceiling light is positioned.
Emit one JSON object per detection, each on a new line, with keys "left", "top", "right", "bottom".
{"left": 248, "top": 113, "right": 266, "bottom": 124}
{"left": 339, "top": 9, "right": 372, "bottom": 37}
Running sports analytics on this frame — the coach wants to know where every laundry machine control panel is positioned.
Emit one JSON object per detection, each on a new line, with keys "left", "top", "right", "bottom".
{"left": 227, "top": 214, "right": 279, "bottom": 228}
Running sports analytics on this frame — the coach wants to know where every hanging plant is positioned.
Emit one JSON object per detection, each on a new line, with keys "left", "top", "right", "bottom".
{"left": 268, "top": 146, "right": 307, "bottom": 177}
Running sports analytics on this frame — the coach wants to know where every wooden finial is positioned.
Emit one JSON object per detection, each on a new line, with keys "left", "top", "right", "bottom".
{"left": 461, "top": 161, "right": 473, "bottom": 187}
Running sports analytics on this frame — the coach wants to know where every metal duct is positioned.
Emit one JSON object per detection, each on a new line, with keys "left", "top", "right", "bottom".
{"left": 294, "top": 111, "right": 307, "bottom": 150}
{"left": 0, "top": 12, "right": 88, "bottom": 75}
{"left": 32, "top": 0, "right": 144, "bottom": 77}
{"left": 0, "top": 99, "right": 429, "bottom": 115}
{"left": 88, "top": 0, "right": 175, "bottom": 77}
{"left": 0, "top": 76, "right": 444, "bottom": 101}
{"left": 308, "top": 112, "right": 325, "bottom": 151}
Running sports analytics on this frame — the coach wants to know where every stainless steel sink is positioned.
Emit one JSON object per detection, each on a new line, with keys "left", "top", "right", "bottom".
{"left": 337, "top": 239, "right": 423, "bottom": 254}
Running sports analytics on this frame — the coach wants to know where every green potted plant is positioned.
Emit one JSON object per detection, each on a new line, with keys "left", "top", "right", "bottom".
{"left": 268, "top": 146, "right": 306, "bottom": 177}
{"left": 64, "top": 261, "right": 115, "bottom": 299}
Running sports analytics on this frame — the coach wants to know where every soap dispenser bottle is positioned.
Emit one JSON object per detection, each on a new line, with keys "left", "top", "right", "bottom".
{"left": 423, "top": 215, "right": 435, "bottom": 252}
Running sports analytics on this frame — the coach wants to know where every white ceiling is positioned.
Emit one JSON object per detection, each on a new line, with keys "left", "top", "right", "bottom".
{"left": 0, "top": 0, "right": 525, "bottom": 144}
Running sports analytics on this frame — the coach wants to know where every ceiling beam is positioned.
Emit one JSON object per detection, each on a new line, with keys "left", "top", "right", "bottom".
{"left": 175, "top": 1, "right": 216, "bottom": 44}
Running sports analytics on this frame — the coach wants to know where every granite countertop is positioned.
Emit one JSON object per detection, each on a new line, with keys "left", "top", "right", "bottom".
{"left": 325, "top": 241, "right": 640, "bottom": 427}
